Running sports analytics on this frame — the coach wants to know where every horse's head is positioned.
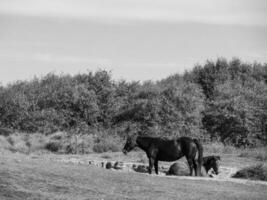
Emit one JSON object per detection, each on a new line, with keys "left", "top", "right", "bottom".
{"left": 211, "top": 156, "right": 221, "bottom": 175}
{"left": 203, "top": 156, "right": 221, "bottom": 175}
{"left": 122, "top": 135, "right": 138, "bottom": 155}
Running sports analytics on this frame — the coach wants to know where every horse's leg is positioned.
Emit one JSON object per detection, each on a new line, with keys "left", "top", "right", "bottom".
{"left": 147, "top": 146, "right": 158, "bottom": 175}
{"left": 148, "top": 157, "right": 155, "bottom": 174}
{"left": 193, "top": 159, "right": 198, "bottom": 176}
{"left": 187, "top": 158, "right": 194, "bottom": 176}
{"left": 154, "top": 159, "right": 159, "bottom": 175}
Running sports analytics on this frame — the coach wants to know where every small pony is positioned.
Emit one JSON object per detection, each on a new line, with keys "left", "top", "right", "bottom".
{"left": 202, "top": 155, "right": 221, "bottom": 176}
{"left": 167, "top": 155, "right": 221, "bottom": 177}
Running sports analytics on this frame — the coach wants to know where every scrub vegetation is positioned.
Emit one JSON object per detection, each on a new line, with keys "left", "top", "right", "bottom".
{"left": 0, "top": 58, "right": 266, "bottom": 150}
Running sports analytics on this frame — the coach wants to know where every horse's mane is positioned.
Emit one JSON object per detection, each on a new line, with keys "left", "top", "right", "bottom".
{"left": 203, "top": 155, "right": 220, "bottom": 172}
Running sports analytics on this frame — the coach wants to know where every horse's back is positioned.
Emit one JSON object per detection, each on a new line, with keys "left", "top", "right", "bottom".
{"left": 158, "top": 137, "right": 198, "bottom": 161}
{"left": 156, "top": 138, "right": 185, "bottom": 161}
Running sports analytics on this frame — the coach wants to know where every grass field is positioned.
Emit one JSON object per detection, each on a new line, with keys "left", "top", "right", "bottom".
{"left": 0, "top": 151, "right": 267, "bottom": 200}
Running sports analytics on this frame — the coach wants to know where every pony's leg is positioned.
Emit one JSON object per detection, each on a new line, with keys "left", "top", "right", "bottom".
{"left": 154, "top": 159, "right": 159, "bottom": 175}
{"left": 187, "top": 158, "right": 194, "bottom": 176}
{"left": 148, "top": 158, "right": 155, "bottom": 174}
{"left": 147, "top": 147, "right": 158, "bottom": 175}
{"left": 193, "top": 159, "right": 198, "bottom": 176}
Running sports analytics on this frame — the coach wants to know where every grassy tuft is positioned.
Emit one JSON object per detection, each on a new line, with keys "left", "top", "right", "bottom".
{"left": 232, "top": 164, "right": 267, "bottom": 181}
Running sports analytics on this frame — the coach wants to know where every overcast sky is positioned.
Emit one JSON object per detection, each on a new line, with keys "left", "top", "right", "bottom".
{"left": 0, "top": 0, "right": 267, "bottom": 84}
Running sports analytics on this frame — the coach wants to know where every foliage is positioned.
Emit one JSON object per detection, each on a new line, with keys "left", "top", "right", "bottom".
{"left": 45, "top": 141, "right": 61, "bottom": 152}
{"left": 0, "top": 59, "right": 266, "bottom": 147}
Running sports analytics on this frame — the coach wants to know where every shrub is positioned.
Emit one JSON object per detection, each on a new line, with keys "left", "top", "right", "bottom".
{"left": 42, "top": 132, "right": 95, "bottom": 154}
{"left": 0, "top": 128, "right": 13, "bottom": 136}
{"left": 6, "top": 133, "right": 29, "bottom": 153}
{"left": 45, "top": 141, "right": 61, "bottom": 152}
{"left": 7, "top": 136, "right": 14, "bottom": 146}
{"left": 101, "top": 154, "right": 112, "bottom": 159}
{"left": 28, "top": 133, "right": 48, "bottom": 152}
{"left": 65, "top": 134, "right": 94, "bottom": 154}
{"left": 1, "top": 133, "right": 47, "bottom": 153}
{"left": 93, "top": 143, "right": 119, "bottom": 153}
{"left": 232, "top": 164, "right": 267, "bottom": 181}
{"left": 93, "top": 138, "right": 120, "bottom": 153}
{"left": 0, "top": 135, "right": 12, "bottom": 151}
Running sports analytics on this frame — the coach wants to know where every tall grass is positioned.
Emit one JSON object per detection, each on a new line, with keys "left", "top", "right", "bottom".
{"left": 1, "top": 132, "right": 266, "bottom": 157}
{"left": 0, "top": 131, "right": 121, "bottom": 154}
{"left": 239, "top": 147, "right": 267, "bottom": 161}
{"left": 1, "top": 133, "right": 48, "bottom": 154}
{"left": 204, "top": 142, "right": 237, "bottom": 155}
{"left": 44, "top": 132, "right": 96, "bottom": 154}
{"left": 92, "top": 135, "right": 121, "bottom": 153}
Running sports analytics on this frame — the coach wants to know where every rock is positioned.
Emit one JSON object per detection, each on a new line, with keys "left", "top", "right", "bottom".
{"left": 88, "top": 161, "right": 95, "bottom": 165}
{"left": 106, "top": 162, "right": 113, "bottom": 169}
{"left": 167, "top": 162, "right": 189, "bottom": 176}
{"left": 133, "top": 165, "right": 149, "bottom": 173}
{"left": 114, "top": 161, "right": 124, "bottom": 170}
{"left": 168, "top": 162, "right": 217, "bottom": 177}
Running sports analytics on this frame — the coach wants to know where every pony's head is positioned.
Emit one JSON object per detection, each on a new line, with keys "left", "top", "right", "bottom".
{"left": 203, "top": 155, "right": 221, "bottom": 175}
{"left": 122, "top": 135, "right": 138, "bottom": 155}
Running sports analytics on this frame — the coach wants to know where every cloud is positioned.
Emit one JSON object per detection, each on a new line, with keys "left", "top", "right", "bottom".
{"left": 0, "top": 52, "right": 111, "bottom": 64}
{"left": 0, "top": 0, "right": 266, "bottom": 26}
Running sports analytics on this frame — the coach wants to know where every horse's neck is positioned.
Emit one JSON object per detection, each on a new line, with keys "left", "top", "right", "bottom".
{"left": 136, "top": 137, "right": 151, "bottom": 152}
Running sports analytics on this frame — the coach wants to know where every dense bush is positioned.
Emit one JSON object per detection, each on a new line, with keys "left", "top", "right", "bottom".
{"left": 45, "top": 141, "right": 61, "bottom": 152}
{"left": 0, "top": 58, "right": 266, "bottom": 147}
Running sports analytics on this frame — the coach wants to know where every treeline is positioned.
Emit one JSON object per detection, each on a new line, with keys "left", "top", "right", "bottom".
{"left": 0, "top": 58, "right": 266, "bottom": 146}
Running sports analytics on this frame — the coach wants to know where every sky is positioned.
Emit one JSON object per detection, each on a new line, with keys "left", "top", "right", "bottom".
{"left": 0, "top": 0, "right": 267, "bottom": 84}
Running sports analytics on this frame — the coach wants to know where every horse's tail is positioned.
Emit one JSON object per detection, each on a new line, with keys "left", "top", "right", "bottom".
{"left": 193, "top": 138, "right": 203, "bottom": 176}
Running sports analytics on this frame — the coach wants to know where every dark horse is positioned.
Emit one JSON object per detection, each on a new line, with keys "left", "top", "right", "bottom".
{"left": 123, "top": 135, "right": 203, "bottom": 176}
{"left": 203, "top": 155, "right": 221, "bottom": 175}
{"left": 167, "top": 155, "right": 220, "bottom": 177}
